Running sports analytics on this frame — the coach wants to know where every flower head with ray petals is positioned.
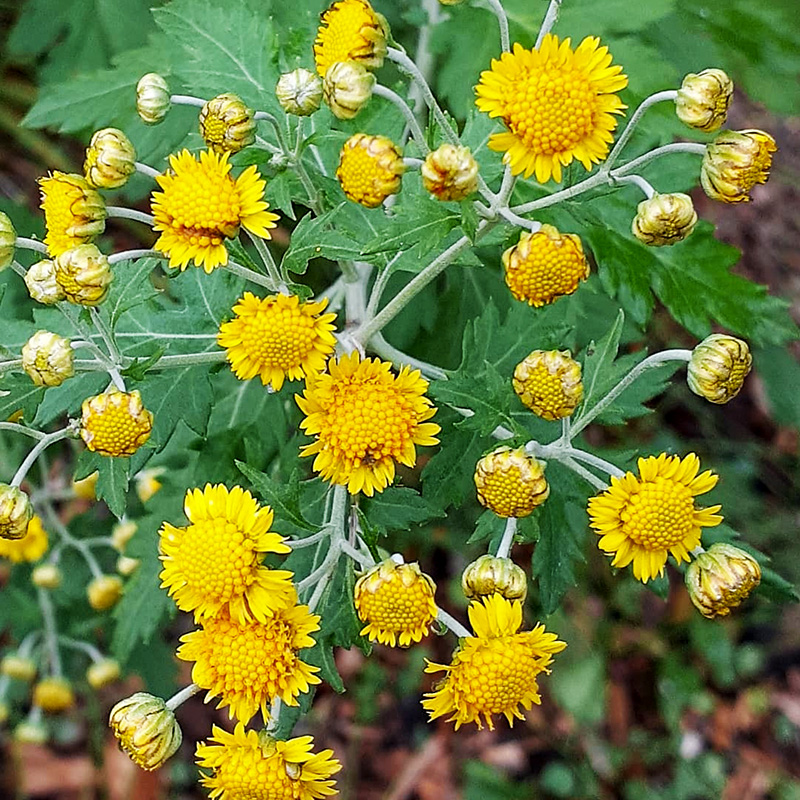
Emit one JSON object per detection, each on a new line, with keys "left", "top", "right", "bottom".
{"left": 476, "top": 35, "right": 628, "bottom": 183}
{"left": 314, "top": 0, "right": 388, "bottom": 77}
{"left": 0, "top": 515, "right": 48, "bottom": 563}
{"left": 588, "top": 453, "right": 723, "bottom": 583}
{"left": 159, "top": 484, "right": 295, "bottom": 624}
{"left": 423, "top": 594, "right": 565, "bottom": 730}
{"left": 297, "top": 352, "right": 440, "bottom": 496}
{"left": 196, "top": 724, "right": 340, "bottom": 800}
{"left": 151, "top": 149, "right": 278, "bottom": 273}
{"left": 178, "top": 599, "right": 321, "bottom": 724}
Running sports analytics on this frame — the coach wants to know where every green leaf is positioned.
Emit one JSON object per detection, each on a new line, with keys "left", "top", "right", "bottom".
{"left": 755, "top": 345, "right": 800, "bottom": 428}
{"left": 361, "top": 487, "right": 444, "bottom": 534}
{"left": 758, "top": 567, "right": 800, "bottom": 605}
{"left": 281, "top": 207, "right": 364, "bottom": 275}
{"left": 0, "top": 375, "right": 45, "bottom": 423}
{"left": 75, "top": 450, "right": 130, "bottom": 518}
{"left": 107, "top": 258, "right": 160, "bottom": 326}
{"left": 361, "top": 201, "right": 460, "bottom": 256}
{"left": 467, "top": 510, "right": 505, "bottom": 546}
{"left": 580, "top": 309, "right": 624, "bottom": 413}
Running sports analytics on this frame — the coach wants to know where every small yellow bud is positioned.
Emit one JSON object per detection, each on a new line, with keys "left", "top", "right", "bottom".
{"left": 72, "top": 471, "right": 99, "bottom": 500}
{"left": 136, "top": 73, "right": 171, "bottom": 125}
{"left": 676, "top": 69, "right": 733, "bottom": 133}
{"left": 111, "top": 519, "right": 137, "bottom": 552}
{"left": 276, "top": 68, "right": 323, "bottom": 116}
{"left": 0, "top": 485, "right": 33, "bottom": 541}
{"left": 323, "top": 61, "right": 375, "bottom": 120}
{"left": 199, "top": 93, "right": 257, "bottom": 154}
{"left": 84, "top": 128, "right": 137, "bottom": 189}
{"left": 1, "top": 655, "right": 37, "bottom": 682}
{"left": 314, "top": 0, "right": 390, "bottom": 77}
{"left": 24, "top": 259, "right": 65, "bottom": 305}
{"left": 87, "top": 574, "right": 124, "bottom": 611}
{"left": 632, "top": 192, "right": 698, "bottom": 246}
{"left": 39, "top": 172, "right": 106, "bottom": 258}
{"left": 21, "top": 331, "right": 74, "bottom": 388}
{"left": 685, "top": 543, "right": 761, "bottom": 619}
{"left": 109, "top": 692, "right": 182, "bottom": 771}
{"left": 474, "top": 447, "right": 549, "bottom": 518}
{"left": 87, "top": 658, "right": 121, "bottom": 689}
{"left": 0, "top": 211, "right": 16, "bottom": 270}
{"left": 33, "top": 677, "right": 75, "bottom": 713}
{"left": 421, "top": 144, "right": 479, "bottom": 202}
{"left": 337, "top": 133, "right": 405, "bottom": 208}
{"left": 135, "top": 467, "right": 164, "bottom": 503}
{"left": 32, "top": 563, "right": 62, "bottom": 590}
{"left": 80, "top": 390, "right": 153, "bottom": 457}
{"left": 512, "top": 350, "right": 583, "bottom": 421}
{"left": 687, "top": 334, "right": 752, "bottom": 404}
{"left": 117, "top": 555, "right": 141, "bottom": 576}
{"left": 14, "top": 721, "right": 48, "bottom": 744}
{"left": 461, "top": 554, "right": 528, "bottom": 602}
{"left": 701, "top": 129, "right": 777, "bottom": 204}
{"left": 54, "top": 244, "right": 112, "bottom": 306}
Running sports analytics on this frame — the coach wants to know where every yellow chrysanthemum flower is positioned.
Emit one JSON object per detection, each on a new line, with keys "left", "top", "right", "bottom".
{"left": 512, "top": 349, "right": 583, "bottom": 420}
{"left": 297, "top": 352, "right": 440, "bottom": 496}
{"left": 218, "top": 293, "right": 337, "bottom": 390}
{"left": 474, "top": 447, "right": 549, "bottom": 518}
{"left": 336, "top": 133, "right": 405, "bottom": 208}
{"left": 587, "top": 453, "right": 723, "bottom": 583}
{"left": 39, "top": 172, "right": 106, "bottom": 257}
{"left": 151, "top": 149, "right": 279, "bottom": 273}
{"left": 80, "top": 389, "right": 153, "bottom": 457}
{"left": 475, "top": 35, "right": 628, "bottom": 183}
{"left": 197, "top": 724, "right": 341, "bottom": 800}
{"left": 33, "top": 677, "right": 75, "bottom": 713}
{"left": 0, "top": 515, "right": 48, "bottom": 563}
{"left": 178, "top": 601, "right": 321, "bottom": 724}
{"left": 314, "top": 0, "right": 388, "bottom": 77}
{"left": 160, "top": 484, "right": 295, "bottom": 624}
{"left": 354, "top": 559, "right": 438, "bottom": 646}
{"left": 423, "top": 595, "right": 565, "bottom": 730}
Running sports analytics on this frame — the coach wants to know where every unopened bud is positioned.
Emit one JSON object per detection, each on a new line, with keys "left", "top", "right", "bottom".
{"left": 276, "top": 68, "right": 323, "bottom": 116}
{"left": 87, "top": 658, "right": 121, "bottom": 689}
{"left": 461, "top": 554, "right": 528, "bottom": 602}
{"left": 14, "top": 720, "right": 48, "bottom": 744}
{"left": 632, "top": 192, "right": 697, "bottom": 246}
{"left": 135, "top": 468, "right": 163, "bottom": 503}
{"left": 199, "top": 93, "right": 257, "bottom": 154}
{"left": 701, "top": 129, "right": 777, "bottom": 204}
{"left": 109, "top": 692, "right": 182, "bottom": 770}
{"left": 337, "top": 133, "right": 405, "bottom": 208}
{"left": 72, "top": 471, "right": 98, "bottom": 500}
{"left": 0, "top": 485, "right": 33, "bottom": 541}
{"left": 21, "top": 331, "right": 74, "bottom": 387}
{"left": 25, "top": 260, "right": 64, "bottom": 305}
{"left": 686, "top": 543, "right": 761, "bottom": 619}
{"left": 39, "top": 172, "right": 106, "bottom": 257}
{"left": 421, "top": 144, "right": 479, "bottom": 201}
{"left": 84, "top": 128, "right": 136, "bottom": 189}
{"left": 80, "top": 390, "right": 153, "bottom": 457}
{"left": 33, "top": 677, "right": 75, "bottom": 713}
{"left": 1, "top": 655, "right": 37, "bottom": 682}
{"left": 676, "top": 69, "right": 733, "bottom": 133}
{"left": 688, "top": 334, "right": 752, "bottom": 404}
{"left": 54, "top": 244, "right": 112, "bottom": 306}
{"left": 87, "top": 574, "right": 123, "bottom": 611}
{"left": 0, "top": 212, "right": 15, "bottom": 270}
{"left": 474, "top": 447, "right": 549, "bottom": 518}
{"left": 117, "top": 555, "right": 141, "bottom": 576}
{"left": 314, "top": 0, "right": 389, "bottom": 76}
{"left": 136, "top": 73, "right": 171, "bottom": 125}
{"left": 111, "top": 520, "right": 137, "bottom": 552}
{"left": 323, "top": 61, "right": 374, "bottom": 120}
{"left": 513, "top": 350, "right": 583, "bottom": 420}
{"left": 32, "top": 563, "right": 62, "bottom": 590}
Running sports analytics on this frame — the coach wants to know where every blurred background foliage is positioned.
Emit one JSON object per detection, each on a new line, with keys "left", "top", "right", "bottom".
{"left": 1, "top": 0, "right": 800, "bottom": 798}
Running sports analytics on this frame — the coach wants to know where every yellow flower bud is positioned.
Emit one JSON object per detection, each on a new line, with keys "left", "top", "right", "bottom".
{"left": 87, "top": 574, "right": 124, "bottom": 611}
{"left": 135, "top": 467, "right": 163, "bottom": 503}
{"left": 0, "top": 515, "right": 48, "bottom": 563}
{"left": 276, "top": 68, "right": 323, "bottom": 116}
{"left": 314, "top": 0, "right": 389, "bottom": 77}
{"left": 24, "top": 259, "right": 65, "bottom": 305}
{"left": 111, "top": 519, "right": 137, "bottom": 552}
{"left": 117, "top": 555, "right": 141, "bottom": 576}
{"left": 0, "top": 211, "right": 16, "bottom": 270}
{"left": 323, "top": 61, "right": 375, "bottom": 120}
{"left": 474, "top": 447, "right": 549, "bottom": 518}
{"left": 87, "top": 658, "right": 121, "bottom": 689}
{"left": 336, "top": 133, "right": 405, "bottom": 208}
{"left": 1, "top": 655, "right": 37, "bottom": 682}
{"left": 421, "top": 144, "right": 479, "bottom": 202}
{"left": 32, "top": 563, "right": 62, "bottom": 590}
{"left": 513, "top": 350, "right": 583, "bottom": 421}
{"left": 109, "top": 692, "right": 182, "bottom": 770}
{"left": 199, "top": 93, "right": 257, "bottom": 154}
{"left": 136, "top": 73, "right": 171, "bottom": 125}
{"left": 54, "top": 244, "right": 113, "bottom": 306}
{"left": 685, "top": 543, "right": 761, "bottom": 619}
{"left": 676, "top": 69, "right": 733, "bottom": 133}
{"left": 632, "top": 192, "right": 698, "bottom": 246}
{"left": 72, "top": 471, "right": 98, "bottom": 500}
{"left": 21, "top": 331, "right": 74, "bottom": 388}
{"left": 33, "top": 677, "right": 75, "bottom": 713}
{"left": 461, "top": 554, "right": 528, "bottom": 602}
{"left": 39, "top": 172, "right": 106, "bottom": 258}
{"left": 502, "top": 224, "right": 589, "bottom": 307}
{"left": 14, "top": 720, "right": 48, "bottom": 744}
{"left": 80, "top": 389, "right": 153, "bottom": 457}
{"left": 0, "top": 485, "right": 33, "bottom": 541}
{"left": 701, "top": 129, "right": 777, "bottom": 204}
{"left": 687, "top": 334, "right": 752, "bottom": 404}
{"left": 84, "top": 128, "right": 137, "bottom": 189}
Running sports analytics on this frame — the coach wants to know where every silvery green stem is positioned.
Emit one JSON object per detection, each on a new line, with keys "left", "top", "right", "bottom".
{"left": 614, "top": 142, "right": 706, "bottom": 177}
{"left": 134, "top": 161, "right": 160, "bottom": 179}
{"left": 42, "top": 500, "right": 105, "bottom": 578}
{"left": 255, "top": 111, "right": 290, "bottom": 152}
{"left": 171, "top": 94, "right": 205, "bottom": 107}
{"left": 38, "top": 588, "right": 62, "bottom": 677}
{"left": 408, "top": 0, "right": 442, "bottom": 121}
{"left": 403, "top": 157, "right": 425, "bottom": 169}
{"left": 245, "top": 231, "right": 286, "bottom": 291}
{"left": 498, "top": 207, "right": 541, "bottom": 231}
{"left": 561, "top": 455, "right": 609, "bottom": 490}
{"left": 15, "top": 237, "right": 47, "bottom": 255}
{"left": 225, "top": 259, "right": 279, "bottom": 290}
{"left": 288, "top": 529, "right": 331, "bottom": 549}
{"left": 58, "top": 637, "right": 104, "bottom": 663}
{"left": 0, "top": 422, "right": 47, "bottom": 440}
{"left": 562, "top": 446, "right": 625, "bottom": 479}
{"left": 156, "top": 351, "right": 226, "bottom": 368}
{"left": 11, "top": 428, "right": 73, "bottom": 488}
{"left": 255, "top": 135, "right": 282, "bottom": 156}
{"left": 614, "top": 174, "right": 655, "bottom": 199}
{"left": 166, "top": 683, "right": 202, "bottom": 711}
{"left": 485, "top": 0, "right": 510, "bottom": 51}
{"left": 106, "top": 206, "right": 155, "bottom": 226}
{"left": 436, "top": 608, "right": 471, "bottom": 639}
{"left": 535, "top": 0, "right": 563, "bottom": 48}
{"left": 374, "top": 85, "right": 429, "bottom": 151}
{"left": 365, "top": 253, "right": 402, "bottom": 319}
{"left": 495, "top": 517, "right": 518, "bottom": 559}
{"left": 340, "top": 539, "right": 374, "bottom": 569}
{"left": 108, "top": 249, "right": 164, "bottom": 265}
{"left": 0, "top": 359, "right": 23, "bottom": 372}
{"left": 369, "top": 333, "right": 448, "bottom": 381}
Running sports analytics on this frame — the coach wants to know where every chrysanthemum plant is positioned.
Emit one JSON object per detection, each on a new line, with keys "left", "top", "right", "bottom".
{"left": 0, "top": 0, "right": 797, "bottom": 792}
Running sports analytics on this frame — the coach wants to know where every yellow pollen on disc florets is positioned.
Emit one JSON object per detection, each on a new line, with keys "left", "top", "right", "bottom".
{"left": 80, "top": 390, "right": 153, "bottom": 457}
{"left": 474, "top": 447, "right": 549, "bottom": 518}
{"left": 336, "top": 133, "right": 405, "bottom": 208}
{"left": 217, "top": 293, "right": 337, "bottom": 391}
{"left": 297, "top": 352, "right": 440, "bottom": 496}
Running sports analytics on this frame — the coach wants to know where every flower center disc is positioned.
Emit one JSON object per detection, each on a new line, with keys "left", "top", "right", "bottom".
{"left": 238, "top": 306, "right": 319, "bottom": 370}
{"left": 620, "top": 477, "right": 695, "bottom": 549}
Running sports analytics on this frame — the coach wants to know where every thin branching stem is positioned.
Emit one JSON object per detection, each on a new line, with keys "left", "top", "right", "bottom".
{"left": 495, "top": 517, "right": 518, "bottom": 559}
{"left": 106, "top": 206, "right": 155, "bottom": 226}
